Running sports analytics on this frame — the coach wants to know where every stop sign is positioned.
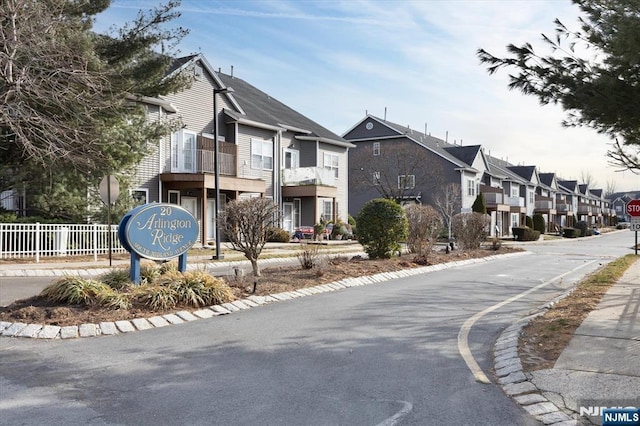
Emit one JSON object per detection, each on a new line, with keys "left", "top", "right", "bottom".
{"left": 627, "top": 199, "right": 640, "bottom": 217}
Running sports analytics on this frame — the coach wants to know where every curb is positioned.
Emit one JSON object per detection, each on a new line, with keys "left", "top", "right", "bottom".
{"left": 493, "top": 287, "right": 591, "bottom": 426}
{"left": 0, "top": 251, "right": 530, "bottom": 340}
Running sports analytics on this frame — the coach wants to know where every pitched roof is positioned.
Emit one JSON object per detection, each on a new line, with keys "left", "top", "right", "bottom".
{"left": 507, "top": 166, "right": 537, "bottom": 182}
{"left": 216, "top": 72, "right": 347, "bottom": 144}
{"left": 539, "top": 172, "right": 556, "bottom": 187}
{"left": 443, "top": 145, "right": 482, "bottom": 167}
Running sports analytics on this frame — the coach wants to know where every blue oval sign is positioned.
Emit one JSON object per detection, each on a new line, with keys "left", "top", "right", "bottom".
{"left": 118, "top": 203, "right": 198, "bottom": 261}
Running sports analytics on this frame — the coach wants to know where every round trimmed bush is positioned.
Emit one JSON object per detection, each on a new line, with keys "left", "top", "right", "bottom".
{"left": 356, "top": 198, "right": 407, "bottom": 259}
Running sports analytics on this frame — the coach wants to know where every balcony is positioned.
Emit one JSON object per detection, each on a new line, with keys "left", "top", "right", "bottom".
{"left": 483, "top": 192, "right": 503, "bottom": 204}
{"left": 556, "top": 203, "right": 572, "bottom": 213}
{"left": 535, "top": 196, "right": 555, "bottom": 211}
{"left": 282, "top": 167, "right": 335, "bottom": 187}
{"left": 170, "top": 143, "right": 237, "bottom": 176}
{"left": 282, "top": 167, "right": 337, "bottom": 198}
{"left": 507, "top": 196, "right": 525, "bottom": 207}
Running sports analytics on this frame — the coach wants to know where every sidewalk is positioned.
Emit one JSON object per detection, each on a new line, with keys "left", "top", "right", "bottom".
{"left": 494, "top": 257, "right": 640, "bottom": 425}
{"left": 527, "top": 257, "right": 640, "bottom": 424}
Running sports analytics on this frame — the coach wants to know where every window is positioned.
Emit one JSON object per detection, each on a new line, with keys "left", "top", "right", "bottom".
{"left": 322, "top": 199, "right": 333, "bottom": 220}
{"left": 131, "top": 189, "right": 148, "bottom": 206}
{"left": 511, "top": 185, "right": 519, "bottom": 197}
{"left": 373, "top": 171, "right": 381, "bottom": 185}
{"left": 373, "top": 142, "right": 380, "bottom": 156}
{"left": 284, "top": 149, "right": 299, "bottom": 169}
{"left": 398, "top": 175, "right": 415, "bottom": 189}
{"left": 168, "top": 190, "right": 180, "bottom": 204}
{"left": 171, "top": 130, "right": 197, "bottom": 172}
{"left": 511, "top": 213, "right": 519, "bottom": 228}
{"left": 251, "top": 139, "right": 273, "bottom": 170}
{"left": 528, "top": 190, "right": 535, "bottom": 204}
{"left": 467, "top": 179, "right": 475, "bottom": 197}
{"left": 324, "top": 153, "right": 339, "bottom": 178}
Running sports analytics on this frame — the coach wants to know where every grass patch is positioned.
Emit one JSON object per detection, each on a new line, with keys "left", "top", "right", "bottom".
{"left": 519, "top": 254, "right": 638, "bottom": 371}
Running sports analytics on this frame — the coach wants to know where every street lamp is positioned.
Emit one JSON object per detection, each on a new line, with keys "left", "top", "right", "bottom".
{"left": 213, "top": 86, "right": 234, "bottom": 260}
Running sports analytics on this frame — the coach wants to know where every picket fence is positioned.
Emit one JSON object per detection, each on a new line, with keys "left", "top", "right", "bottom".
{"left": 0, "top": 223, "right": 125, "bottom": 263}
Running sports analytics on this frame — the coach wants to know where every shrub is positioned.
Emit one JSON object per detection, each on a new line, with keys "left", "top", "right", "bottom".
{"left": 267, "top": 227, "right": 291, "bottom": 243}
{"left": 563, "top": 227, "right": 580, "bottom": 238}
{"left": 297, "top": 243, "right": 322, "bottom": 269}
{"left": 41, "top": 277, "right": 111, "bottom": 305}
{"left": 575, "top": 220, "right": 589, "bottom": 237}
{"left": 512, "top": 226, "right": 540, "bottom": 241}
{"left": 452, "top": 212, "right": 489, "bottom": 250}
{"left": 356, "top": 198, "right": 407, "bottom": 259}
{"left": 348, "top": 214, "right": 356, "bottom": 237}
{"left": 140, "top": 263, "right": 161, "bottom": 284}
{"left": 99, "top": 269, "right": 132, "bottom": 290}
{"left": 98, "top": 290, "right": 132, "bottom": 310}
{"left": 525, "top": 216, "right": 534, "bottom": 228}
{"left": 533, "top": 214, "right": 546, "bottom": 234}
{"left": 491, "top": 236, "right": 502, "bottom": 251}
{"left": 134, "top": 284, "right": 178, "bottom": 311}
{"left": 330, "top": 220, "right": 348, "bottom": 239}
{"left": 405, "top": 204, "right": 442, "bottom": 257}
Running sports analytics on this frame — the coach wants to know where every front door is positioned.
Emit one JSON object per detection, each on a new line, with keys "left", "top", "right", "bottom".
{"left": 283, "top": 203, "right": 294, "bottom": 233}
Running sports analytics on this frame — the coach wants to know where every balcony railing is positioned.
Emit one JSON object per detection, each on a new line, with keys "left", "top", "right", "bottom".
{"left": 282, "top": 167, "right": 335, "bottom": 186}
{"left": 535, "top": 200, "right": 554, "bottom": 210}
{"left": 171, "top": 148, "right": 236, "bottom": 176}
{"left": 507, "top": 196, "right": 525, "bottom": 207}
{"left": 483, "top": 192, "right": 503, "bottom": 204}
{"left": 556, "top": 203, "right": 572, "bottom": 212}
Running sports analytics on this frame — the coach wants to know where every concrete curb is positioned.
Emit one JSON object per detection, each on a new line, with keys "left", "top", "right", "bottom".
{"left": 493, "top": 287, "right": 591, "bottom": 426}
{"left": 0, "top": 251, "right": 530, "bottom": 340}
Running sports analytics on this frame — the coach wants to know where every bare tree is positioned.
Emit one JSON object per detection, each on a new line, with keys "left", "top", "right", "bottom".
{"left": 580, "top": 170, "right": 597, "bottom": 189}
{"left": 349, "top": 142, "right": 442, "bottom": 203}
{"left": 604, "top": 180, "right": 617, "bottom": 198}
{"left": 218, "top": 198, "right": 281, "bottom": 278}
{"left": 433, "top": 183, "right": 461, "bottom": 240}
{"left": 405, "top": 204, "right": 443, "bottom": 259}
{"left": 452, "top": 212, "right": 490, "bottom": 250}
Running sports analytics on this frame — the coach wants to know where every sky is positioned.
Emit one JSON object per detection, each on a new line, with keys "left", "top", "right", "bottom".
{"left": 94, "top": 0, "right": 639, "bottom": 193}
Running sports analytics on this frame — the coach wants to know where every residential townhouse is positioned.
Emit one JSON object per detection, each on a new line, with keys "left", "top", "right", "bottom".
{"left": 343, "top": 115, "right": 617, "bottom": 236}
{"left": 134, "top": 54, "right": 353, "bottom": 245}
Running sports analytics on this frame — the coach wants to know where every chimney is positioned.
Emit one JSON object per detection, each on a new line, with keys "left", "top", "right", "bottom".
{"left": 230, "top": 65, "right": 234, "bottom": 78}
{"left": 218, "top": 67, "right": 221, "bottom": 73}
{"left": 424, "top": 123, "right": 427, "bottom": 135}
{"left": 446, "top": 131, "right": 448, "bottom": 143}
{"left": 384, "top": 107, "right": 387, "bottom": 121}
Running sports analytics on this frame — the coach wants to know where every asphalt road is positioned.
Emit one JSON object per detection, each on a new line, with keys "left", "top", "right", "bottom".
{"left": 0, "top": 231, "right": 634, "bottom": 425}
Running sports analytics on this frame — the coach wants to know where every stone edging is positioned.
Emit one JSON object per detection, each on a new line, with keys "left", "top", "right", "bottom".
{"left": 0, "top": 251, "right": 530, "bottom": 340}
{"left": 493, "top": 287, "right": 588, "bottom": 426}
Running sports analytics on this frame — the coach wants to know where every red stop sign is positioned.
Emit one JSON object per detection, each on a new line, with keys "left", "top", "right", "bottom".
{"left": 627, "top": 199, "right": 640, "bottom": 217}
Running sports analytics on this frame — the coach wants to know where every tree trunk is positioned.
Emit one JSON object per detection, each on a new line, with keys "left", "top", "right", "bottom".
{"left": 250, "top": 259, "right": 261, "bottom": 277}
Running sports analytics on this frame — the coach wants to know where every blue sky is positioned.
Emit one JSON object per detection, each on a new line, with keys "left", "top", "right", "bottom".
{"left": 94, "top": 0, "right": 638, "bottom": 192}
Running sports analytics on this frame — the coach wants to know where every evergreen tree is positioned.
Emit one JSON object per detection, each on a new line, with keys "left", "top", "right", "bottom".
{"left": 471, "top": 193, "right": 487, "bottom": 214}
{"left": 478, "top": 0, "right": 640, "bottom": 172}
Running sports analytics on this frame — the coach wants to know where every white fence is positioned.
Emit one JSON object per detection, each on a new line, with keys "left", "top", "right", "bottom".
{"left": 0, "top": 223, "right": 125, "bottom": 262}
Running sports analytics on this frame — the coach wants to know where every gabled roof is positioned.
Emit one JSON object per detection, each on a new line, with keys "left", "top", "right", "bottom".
{"left": 507, "top": 166, "right": 537, "bottom": 183}
{"left": 539, "top": 172, "right": 556, "bottom": 187}
{"left": 344, "top": 115, "right": 476, "bottom": 170}
{"left": 558, "top": 180, "right": 578, "bottom": 192}
{"left": 216, "top": 71, "right": 351, "bottom": 147}
{"left": 443, "top": 145, "right": 482, "bottom": 167}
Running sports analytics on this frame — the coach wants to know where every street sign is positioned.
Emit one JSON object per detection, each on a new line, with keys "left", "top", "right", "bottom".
{"left": 626, "top": 199, "right": 640, "bottom": 217}
{"left": 630, "top": 222, "right": 640, "bottom": 231}
{"left": 99, "top": 175, "right": 119, "bottom": 205}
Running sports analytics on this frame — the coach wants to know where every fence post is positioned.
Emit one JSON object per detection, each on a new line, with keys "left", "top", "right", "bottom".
{"left": 35, "top": 222, "right": 40, "bottom": 263}
{"left": 93, "top": 223, "right": 98, "bottom": 262}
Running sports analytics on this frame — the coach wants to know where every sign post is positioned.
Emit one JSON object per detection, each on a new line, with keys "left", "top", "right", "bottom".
{"left": 99, "top": 175, "right": 120, "bottom": 266}
{"left": 627, "top": 199, "right": 640, "bottom": 255}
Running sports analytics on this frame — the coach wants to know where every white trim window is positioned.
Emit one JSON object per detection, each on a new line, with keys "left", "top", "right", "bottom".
{"left": 284, "top": 148, "right": 299, "bottom": 169}
{"left": 398, "top": 175, "right": 415, "bottom": 189}
{"left": 131, "top": 188, "right": 149, "bottom": 206}
{"left": 467, "top": 178, "right": 476, "bottom": 197}
{"left": 373, "top": 142, "right": 380, "bottom": 156}
{"left": 168, "top": 190, "right": 180, "bottom": 204}
{"left": 251, "top": 138, "right": 273, "bottom": 170}
{"left": 322, "top": 199, "right": 333, "bottom": 221}
{"left": 511, "top": 185, "right": 519, "bottom": 197}
{"left": 324, "top": 153, "right": 339, "bottom": 178}
{"left": 171, "top": 130, "right": 197, "bottom": 172}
